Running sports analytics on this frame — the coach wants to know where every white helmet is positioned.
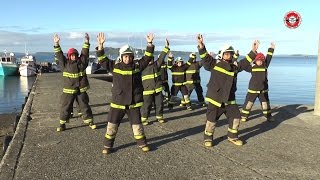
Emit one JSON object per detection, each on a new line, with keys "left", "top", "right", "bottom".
{"left": 119, "top": 44, "right": 134, "bottom": 57}
{"left": 217, "top": 44, "right": 234, "bottom": 60}
{"left": 176, "top": 57, "right": 183, "bottom": 62}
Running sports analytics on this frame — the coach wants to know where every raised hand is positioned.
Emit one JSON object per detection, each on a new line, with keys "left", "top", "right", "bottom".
{"left": 146, "top": 33, "right": 154, "bottom": 43}
{"left": 97, "top": 32, "right": 105, "bottom": 45}
{"left": 165, "top": 38, "right": 169, "bottom": 47}
{"left": 271, "top": 42, "right": 276, "bottom": 49}
{"left": 84, "top": 32, "right": 89, "bottom": 43}
{"left": 197, "top": 34, "right": 204, "bottom": 48}
{"left": 53, "top": 34, "right": 60, "bottom": 45}
{"left": 252, "top": 40, "right": 260, "bottom": 52}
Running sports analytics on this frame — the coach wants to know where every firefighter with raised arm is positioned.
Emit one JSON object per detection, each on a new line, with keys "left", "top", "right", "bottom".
{"left": 241, "top": 42, "right": 276, "bottom": 122}
{"left": 197, "top": 34, "right": 259, "bottom": 147}
{"left": 54, "top": 33, "right": 96, "bottom": 132}
{"left": 96, "top": 32, "right": 155, "bottom": 154}
{"left": 167, "top": 53, "right": 194, "bottom": 111}
{"left": 141, "top": 38, "right": 170, "bottom": 125}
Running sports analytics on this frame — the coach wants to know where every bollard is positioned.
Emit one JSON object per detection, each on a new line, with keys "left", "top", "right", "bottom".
{"left": 25, "top": 96, "right": 28, "bottom": 103}
{"left": 315, "top": 33, "right": 320, "bottom": 116}
{"left": 21, "top": 103, "right": 25, "bottom": 110}
{"left": 13, "top": 115, "right": 20, "bottom": 132}
{"left": 2, "top": 135, "right": 13, "bottom": 154}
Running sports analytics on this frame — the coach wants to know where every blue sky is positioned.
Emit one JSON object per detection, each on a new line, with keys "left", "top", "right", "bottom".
{"left": 0, "top": 0, "right": 319, "bottom": 55}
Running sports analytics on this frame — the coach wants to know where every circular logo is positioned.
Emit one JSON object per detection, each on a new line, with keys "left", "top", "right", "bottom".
{"left": 284, "top": 11, "right": 302, "bottom": 29}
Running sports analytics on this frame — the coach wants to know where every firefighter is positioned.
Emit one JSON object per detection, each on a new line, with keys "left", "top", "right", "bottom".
{"left": 167, "top": 53, "right": 194, "bottom": 110}
{"left": 184, "top": 53, "right": 206, "bottom": 107}
{"left": 141, "top": 39, "right": 170, "bottom": 125}
{"left": 96, "top": 32, "right": 154, "bottom": 154}
{"left": 54, "top": 33, "right": 96, "bottom": 132}
{"left": 160, "top": 51, "right": 171, "bottom": 103}
{"left": 197, "top": 34, "right": 259, "bottom": 147}
{"left": 241, "top": 42, "right": 276, "bottom": 122}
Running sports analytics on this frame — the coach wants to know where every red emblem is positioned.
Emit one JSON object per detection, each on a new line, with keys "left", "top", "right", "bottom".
{"left": 284, "top": 11, "right": 302, "bottom": 29}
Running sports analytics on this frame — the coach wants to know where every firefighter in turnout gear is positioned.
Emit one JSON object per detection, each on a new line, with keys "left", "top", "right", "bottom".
{"left": 54, "top": 33, "right": 96, "bottom": 132}
{"left": 160, "top": 52, "right": 171, "bottom": 103}
{"left": 241, "top": 42, "right": 276, "bottom": 122}
{"left": 197, "top": 34, "right": 259, "bottom": 147}
{"left": 96, "top": 32, "right": 155, "bottom": 154}
{"left": 184, "top": 53, "right": 206, "bottom": 107}
{"left": 167, "top": 53, "right": 193, "bottom": 110}
{"left": 141, "top": 39, "right": 170, "bottom": 125}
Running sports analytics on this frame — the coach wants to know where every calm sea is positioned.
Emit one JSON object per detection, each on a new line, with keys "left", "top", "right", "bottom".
{"left": 0, "top": 56, "right": 317, "bottom": 114}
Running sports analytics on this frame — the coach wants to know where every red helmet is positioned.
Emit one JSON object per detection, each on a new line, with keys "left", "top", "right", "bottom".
{"left": 67, "top": 48, "right": 79, "bottom": 59}
{"left": 255, "top": 53, "right": 265, "bottom": 61}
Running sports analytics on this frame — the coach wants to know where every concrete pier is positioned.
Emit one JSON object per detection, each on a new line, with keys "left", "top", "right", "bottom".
{"left": 1, "top": 73, "right": 320, "bottom": 179}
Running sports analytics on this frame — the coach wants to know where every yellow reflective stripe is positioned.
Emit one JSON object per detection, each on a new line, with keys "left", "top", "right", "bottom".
{"left": 233, "top": 54, "right": 238, "bottom": 59}
{"left": 246, "top": 55, "right": 253, "bottom": 63}
{"left": 63, "top": 71, "right": 86, "bottom": 78}
{"left": 143, "top": 87, "right": 163, "bottom": 95}
{"left": 83, "top": 119, "right": 93, "bottom": 123}
{"left": 105, "top": 133, "right": 115, "bottom": 139}
{"left": 184, "top": 81, "right": 193, "bottom": 85}
{"left": 205, "top": 130, "right": 213, "bottom": 136}
{"left": 205, "top": 97, "right": 222, "bottom": 107}
{"left": 168, "top": 57, "right": 173, "bottom": 61}
{"left": 248, "top": 89, "right": 260, "bottom": 93}
{"left": 155, "top": 87, "right": 163, "bottom": 93}
{"left": 263, "top": 110, "right": 270, "bottom": 114}
{"left": 262, "top": 89, "right": 269, "bottom": 93}
{"left": 144, "top": 51, "right": 153, "bottom": 57}
{"left": 226, "top": 100, "right": 236, "bottom": 105}
{"left": 172, "top": 72, "right": 184, "bottom": 75}
{"left": 113, "top": 68, "right": 140, "bottom": 75}
{"left": 213, "top": 66, "right": 234, "bottom": 77}
{"left": 80, "top": 86, "right": 89, "bottom": 93}
{"left": 60, "top": 120, "right": 66, "bottom": 124}
{"left": 173, "top": 83, "right": 183, "bottom": 86}
{"left": 186, "top": 70, "right": 198, "bottom": 74}
{"left": 167, "top": 65, "right": 172, "bottom": 68}
{"left": 242, "top": 110, "right": 250, "bottom": 114}
{"left": 161, "top": 65, "right": 166, "bottom": 68}
{"left": 187, "top": 62, "right": 191, "bottom": 65}
{"left": 252, "top": 68, "right": 266, "bottom": 72}
{"left": 54, "top": 47, "right": 61, "bottom": 52}
{"left": 163, "top": 47, "right": 169, "bottom": 53}
{"left": 98, "top": 55, "right": 107, "bottom": 61}
{"left": 82, "top": 43, "right": 89, "bottom": 49}
{"left": 141, "top": 72, "right": 161, "bottom": 81}
{"left": 190, "top": 54, "right": 196, "bottom": 59}
{"left": 110, "top": 103, "right": 125, "bottom": 109}
{"left": 63, "top": 88, "right": 78, "bottom": 94}
{"left": 156, "top": 116, "right": 163, "bottom": 119}
{"left": 267, "top": 52, "right": 273, "bottom": 56}
{"left": 200, "top": 52, "right": 207, "bottom": 58}
{"left": 228, "top": 128, "right": 238, "bottom": 134}
{"left": 134, "top": 135, "right": 145, "bottom": 140}
{"left": 129, "top": 102, "right": 143, "bottom": 108}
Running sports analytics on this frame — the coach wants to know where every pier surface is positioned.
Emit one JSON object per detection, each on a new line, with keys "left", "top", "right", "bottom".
{"left": 1, "top": 73, "right": 319, "bottom": 179}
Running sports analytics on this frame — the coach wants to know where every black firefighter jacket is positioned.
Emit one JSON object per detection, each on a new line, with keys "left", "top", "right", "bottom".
{"left": 54, "top": 43, "right": 90, "bottom": 94}
{"left": 96, "top": 45, "right": 155, "bottom": 107}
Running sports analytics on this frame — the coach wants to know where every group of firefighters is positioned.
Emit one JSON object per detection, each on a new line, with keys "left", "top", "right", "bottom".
{"left": 53, "top": 32, "right": 275, "bottom": 154}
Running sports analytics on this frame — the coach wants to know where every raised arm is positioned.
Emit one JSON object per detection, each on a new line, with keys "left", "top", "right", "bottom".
{"left": 197, "top": 34, "right": 217, "bottom": 71}
{"left": 96, "top": 32, "right": 115, "bottom": 71}
{"left": 237, "top": 40, "right": 259, "bottom": 72}
{"left": 79, "top": 33, "right": 90, "bottom": 69}
{"left": 182, "top": 53, "right": 196, "bottom": 71}
{"left": 167, "top": 52, "right": 174, "bottom": 70}
{"left": 265, "top": 42, "right": 275, "bottom": 67}
{"left": 53, "top": 34, "right": 67, "bottom": 68}
{"left": 156, "top": 38, "right": 170, "bottom": 68}
{"left": 139, "top": 33, "right": 155, "bottom": 70}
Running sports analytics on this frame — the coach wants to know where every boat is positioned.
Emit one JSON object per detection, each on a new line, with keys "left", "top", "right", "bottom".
{"left": 19, "top": 54, "right": 37, "bottom": 77}
{"left": 86, "top": 55, "right": 99, "bottom": 74}
{"left": 0, "top": 51, "right": 19, "bottom": 76}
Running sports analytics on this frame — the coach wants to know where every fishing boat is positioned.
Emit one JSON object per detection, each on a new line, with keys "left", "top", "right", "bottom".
{"left": 19, "top": 54, "right": 37, "bottom": 77}
{"left": 0, "top": 51, "right": 19, "bottom": 76}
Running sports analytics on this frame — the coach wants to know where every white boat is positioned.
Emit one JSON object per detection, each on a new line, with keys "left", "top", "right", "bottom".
{"left": 86, "top": 55, "right": 99, "bottom": 74}
{"left": 19, "top": 54, "right": 37, "bottom": 77}
{"left": 0, "top": 52, "right": 19, "bottom": 76}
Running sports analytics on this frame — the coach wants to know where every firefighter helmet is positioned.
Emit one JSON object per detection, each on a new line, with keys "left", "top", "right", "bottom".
{"left": 255, "top": 53, "right": 265, "bottom": 61}
{"left": 67, "top": 48, "right": 79, "bottom": 59}
{"left": 217, "top": 44, "right": 234, "bottom": 60}
{"left": 176, "top": 57, "right": 183, "bottom": 62}
{"left": 119, "top": 44, "right": 134, "bottom": 57}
